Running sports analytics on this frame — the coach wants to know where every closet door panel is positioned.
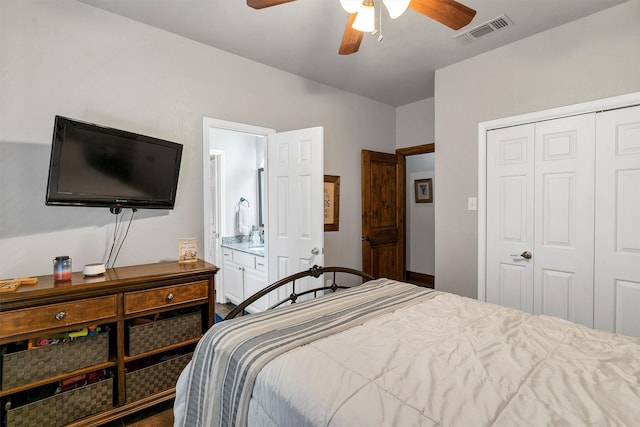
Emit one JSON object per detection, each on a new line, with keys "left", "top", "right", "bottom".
{"left": 595, "top": 105, "right": 640, "bottom": 336}
{"left": 615, "top": 280, "right": 640, "bottom": 337}
{"left": 541, "top": 172, "right": 574, "bottom": 246}
{"left": 616, "top": 170, "right": 640, "bottom": 251}
{"left": 533, "top": 115, "right": 596, "bottom": 327}
{"left": 541, "top": 269, "right": 574, "bottom": 321}
{"left": 486, "top": 124, "right": 535, "bottom": 312}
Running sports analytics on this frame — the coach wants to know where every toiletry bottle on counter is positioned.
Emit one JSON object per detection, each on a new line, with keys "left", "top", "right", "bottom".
{"left": 53, "top": 256, "right": 72, "bottom": 281}
{"left": 249, "top": 225, "right": 261, "bottom": 246}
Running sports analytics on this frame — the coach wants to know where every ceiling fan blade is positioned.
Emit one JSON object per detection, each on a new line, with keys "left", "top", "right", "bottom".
{"left": 339, "top": 13, "right": 364, "bottom": 55}
{"left": 409, "top": 0, "right": 477, "bottom": 30}
{"left": 247, "top": 0, "right": 296, "bottom": 9}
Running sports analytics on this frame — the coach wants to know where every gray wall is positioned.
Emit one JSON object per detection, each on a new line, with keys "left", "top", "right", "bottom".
{"left": 396, "top": 98, "right": 435, "bottom": 146}
{"left": 434, "top": 0, "right": 640, "bottom": 298}
{"left": 0, "top": 0, "right": 395, "bottom": 278}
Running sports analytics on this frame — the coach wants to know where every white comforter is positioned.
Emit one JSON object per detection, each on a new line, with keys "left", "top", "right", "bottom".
{"left": 176, "top": 283, "right": 640, "bottom": 426}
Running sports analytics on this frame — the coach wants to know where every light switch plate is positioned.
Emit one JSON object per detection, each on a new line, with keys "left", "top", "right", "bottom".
{"left": 467, "top": 197, "right": 477, "bottom": 211}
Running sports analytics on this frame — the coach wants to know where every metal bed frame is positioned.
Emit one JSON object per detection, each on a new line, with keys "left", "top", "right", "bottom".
{"left": 224, "top": 265, "right": 375, "bottom": 320}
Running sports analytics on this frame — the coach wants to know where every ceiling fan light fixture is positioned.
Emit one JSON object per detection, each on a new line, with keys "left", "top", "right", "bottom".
{"left": 340, "top": 0, "right": 362, "bottom": 14}
{"left": 352, "top": 2, "right": 375, "bottom": 32}
{"left": 381, "top": 0, "right": 410, "bottom": 19}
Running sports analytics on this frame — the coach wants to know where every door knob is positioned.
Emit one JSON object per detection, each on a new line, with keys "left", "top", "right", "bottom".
{"left": 311, "top": 247, "right": 320, "bottom": 256}
{"left": 511, "top": 251, "right": 532, "bottom": 260}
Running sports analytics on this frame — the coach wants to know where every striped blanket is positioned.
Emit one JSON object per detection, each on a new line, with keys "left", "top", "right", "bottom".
{"left": 174, "top": 279, "right": 441, "bottom": 427}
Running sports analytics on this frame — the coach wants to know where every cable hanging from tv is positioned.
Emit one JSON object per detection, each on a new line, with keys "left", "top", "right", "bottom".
{"left": 105, "top": 208, "right": 137, "bottom": 268}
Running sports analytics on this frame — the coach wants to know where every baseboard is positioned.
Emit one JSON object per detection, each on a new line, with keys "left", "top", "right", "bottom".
{"left": 406, "top": 271, "right": 434, "bottom": 288}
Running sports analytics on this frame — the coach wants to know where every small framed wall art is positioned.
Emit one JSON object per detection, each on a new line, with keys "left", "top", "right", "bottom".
{"left": 414, "top": 178, "right": 433, "bottom": 203}
{"left": 324, "top": 175, "right": 340, "bottom": 231}
{"left": 178, "top": 238, "right": 198, "bottom": 263}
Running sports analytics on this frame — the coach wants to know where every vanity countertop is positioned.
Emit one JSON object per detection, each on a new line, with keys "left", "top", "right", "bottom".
{"left": 221, "top": 240, "right": 265, "bottom": 257}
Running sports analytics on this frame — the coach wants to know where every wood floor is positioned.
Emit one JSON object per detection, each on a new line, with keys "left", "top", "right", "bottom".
{"left": 126, "top": 409, "right": 174, "bottom": 427}
{"left": 216, "top": 302, "right": 234, "bottom": 318}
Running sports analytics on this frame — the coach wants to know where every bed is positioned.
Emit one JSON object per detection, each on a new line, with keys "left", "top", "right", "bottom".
{"left": 173, "top": 266, "right": 640, "bottom": 427}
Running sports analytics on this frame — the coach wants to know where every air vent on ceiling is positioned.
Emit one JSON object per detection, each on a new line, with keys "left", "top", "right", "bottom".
{"left": 453, "top": 14, "right": 514, "bottom": 44}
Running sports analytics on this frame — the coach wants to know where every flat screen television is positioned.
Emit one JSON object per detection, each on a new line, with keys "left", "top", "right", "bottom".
{"left": 45, "top": 116, "right": 183, "bottom": 210}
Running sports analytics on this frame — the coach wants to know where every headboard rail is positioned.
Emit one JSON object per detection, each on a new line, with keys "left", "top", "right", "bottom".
{"left": 224, "top": 266, "right": 375, "bottom": 320}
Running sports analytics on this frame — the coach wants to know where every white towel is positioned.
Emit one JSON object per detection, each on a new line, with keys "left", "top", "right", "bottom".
{"left": 237, "top": 203, "right": 250, "bottom": 235}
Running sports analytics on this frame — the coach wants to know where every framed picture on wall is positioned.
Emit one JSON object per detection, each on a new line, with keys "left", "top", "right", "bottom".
{"left": 324, "top": 175, "right": 340, "bottom": 231}
{"left": 414, "top": 178, "right": 433, "bottom": 203}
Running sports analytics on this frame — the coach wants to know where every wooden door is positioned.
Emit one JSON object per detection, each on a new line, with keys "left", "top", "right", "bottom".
{"left": 594, "top": 105, "right": 640, "bottom": 336}
{"left": 268, "top": 127, "right": 324, "bottom": 301}
{"left": 361, "top": 150, "right": 405, "bottom": 280}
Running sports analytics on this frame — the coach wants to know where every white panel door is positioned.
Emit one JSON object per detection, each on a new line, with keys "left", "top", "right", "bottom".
{"left": 486, "top": 115, "right": 596, "bottom": 326}
{"left": 209, "top": 154, "right": 222, "bottom": 275}
{"left": 594, "top": 105, "right": 640, "bottom": 336}
{"left": 486, "top": 124, "right": 535, "bottom": 312}
{"left": 267, "top": 127, "right": 324, "bottom": 303}
{"left": 533, "top": 114, "right": 596, "bottom": 327}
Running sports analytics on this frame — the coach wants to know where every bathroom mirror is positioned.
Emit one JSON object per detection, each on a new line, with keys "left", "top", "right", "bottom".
{"left": 258, "top": 168, "right": 265, "bottom": 227}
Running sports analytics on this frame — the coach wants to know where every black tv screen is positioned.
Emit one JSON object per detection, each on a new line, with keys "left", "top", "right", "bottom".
{"left": 46, "top": 116, "right": 183, "bottom": 210}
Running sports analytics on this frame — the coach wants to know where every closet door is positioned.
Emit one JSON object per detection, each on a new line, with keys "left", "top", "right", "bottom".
{"left": 533, "top": 114, "right": 595, "bottom": 327}
{"left": 594, "top": 105, "right": 640, "bottom": 336}
{"left": 486, "top": 114, "right": 596, "bottom": 327}
{"left": 486, "top": 124, "right": 535, "bottom": 312}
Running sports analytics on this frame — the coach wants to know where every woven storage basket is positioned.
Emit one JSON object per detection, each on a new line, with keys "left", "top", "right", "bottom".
{"left": 125, "top": 353, "right": 192, "bottom": 403}
{"left": 128, "top": 311, "right": 201, "bottom": 356}
{"left": 2, "top": 333, "right": 109, "bottom": 390}
{"left": 5, "top": 377, "right": 113, "bottom": 427}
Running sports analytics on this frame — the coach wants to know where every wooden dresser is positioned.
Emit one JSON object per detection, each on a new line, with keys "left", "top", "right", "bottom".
{"left": 0, "top": 260, "right": 218, "bottom": 427}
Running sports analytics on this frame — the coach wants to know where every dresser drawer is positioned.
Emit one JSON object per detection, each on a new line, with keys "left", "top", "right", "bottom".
{"left": 124, "top": 281, "right": 209, "bottom": 314}
{"left": 0, "top": 296, "right": 117, "bottom": 339}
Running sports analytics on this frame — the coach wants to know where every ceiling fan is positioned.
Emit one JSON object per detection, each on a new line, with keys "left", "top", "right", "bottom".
{"left": 246, "top": 0, "right": 477, "bottom": 55}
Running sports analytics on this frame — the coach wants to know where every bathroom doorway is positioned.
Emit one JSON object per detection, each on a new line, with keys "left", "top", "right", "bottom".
{"left": 203, "top": 118, "right": 271, "bottom": 302}
{"left": 202, "top": 118, "right": 325, "bottom": 303}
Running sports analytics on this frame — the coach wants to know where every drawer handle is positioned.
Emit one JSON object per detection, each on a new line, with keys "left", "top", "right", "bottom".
{"left": 167, "top": 293, "right": 175, "bottom": 301}
{"left": 55, "top": 311, "right": 67, "bottom": 321}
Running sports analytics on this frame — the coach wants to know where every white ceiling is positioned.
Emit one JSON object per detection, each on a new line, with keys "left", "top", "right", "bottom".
{"left": 80, "top": 0, "right": 627, "bottom": 106}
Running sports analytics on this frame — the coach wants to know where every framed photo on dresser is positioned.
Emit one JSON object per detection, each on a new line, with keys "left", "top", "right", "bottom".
{"left": 178, "top": 238, "right": 198, "bottom": 263}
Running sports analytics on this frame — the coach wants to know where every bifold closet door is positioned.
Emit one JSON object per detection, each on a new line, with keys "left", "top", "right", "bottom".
{"left": 532, "top": 114, "right": 595, "bottom": 327}
{"left": 486, "top": 114, "right": 596, "bottom": 327}
{"left": 486, "top": 124, "right": 535, "bottom": 313}
{"left": 594, "top": 105, "right": 640, "bottom": 337}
